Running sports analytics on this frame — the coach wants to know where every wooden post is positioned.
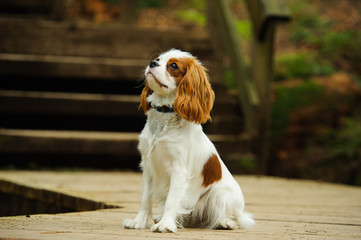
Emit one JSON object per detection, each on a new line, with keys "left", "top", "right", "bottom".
{"left": 250, "top": 22, "right": 275, "bottom": 174}
{"left": 207, "top": 0, "right": 260, "bottom": 134}
{"left": 245, "top": 0, "right": 290, "bottom": 173}
{"left": 207, "top": 0, "right": 290, "bottom": 173}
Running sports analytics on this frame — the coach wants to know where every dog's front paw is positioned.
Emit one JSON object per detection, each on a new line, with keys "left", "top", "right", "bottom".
{"left": 151, "top": 218, "right": 177, "bottom": 233}
{"left": 152, "top": 214, "right": 162, "bottom": 224}
{"left": 123, "top": 218, "right": 147, "bottom": 229}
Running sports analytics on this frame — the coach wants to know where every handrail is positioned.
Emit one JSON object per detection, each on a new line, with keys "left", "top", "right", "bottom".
{"left": 207, "top": 0, "right": 260, "bottom": 134}
{"left": 207, "top": 0, "right": 291, "bottom": 172}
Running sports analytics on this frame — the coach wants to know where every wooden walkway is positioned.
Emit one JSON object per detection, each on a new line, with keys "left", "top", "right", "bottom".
{"left": 0, "top": 171, "right": 360, "bottom": 239}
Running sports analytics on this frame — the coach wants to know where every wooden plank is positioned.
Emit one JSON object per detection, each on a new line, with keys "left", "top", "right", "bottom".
{"left": 0, "top": 90, "right": 142, "bottom": 117}
{"left": 0, "top": 90, "right": 240, "bottom": 117}
{"left": 0, "top": 129, "right": 139, "bottom": 155}
{"left": 0, "top": 179, "right": 117, "bottom": 215}
{"left": 0, "top": 171, "right": 360, "bottom": 239}
{"left": 0, "top": 90, "right": 244, "bottom": 134}
{"left": 0, "top": 129, "right": 250, "bottom": 160}
{"left": 0, "top": 18, "right": 211, "bottom": 59}
{"left": 0, "top": 53, "right": 222, "bottom": 83}
{"left": 203, "top": 116, "right": 244, "bottom": 134}
{"left": 0, "top": 0, "right": 54, "bottom": 15}
{"left": 0, "top": 53, "right": 148, "bottom": 79}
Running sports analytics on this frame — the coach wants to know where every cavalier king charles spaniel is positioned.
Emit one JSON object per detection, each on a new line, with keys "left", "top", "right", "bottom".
{"left": 123, "top": 49, "right": 254, "bottom": 233}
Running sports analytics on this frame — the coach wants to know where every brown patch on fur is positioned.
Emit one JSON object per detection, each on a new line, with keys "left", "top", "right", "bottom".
{"left": 139, "top": 81, "right": 153, "bottom": 113}
{"left": 172, "top": 58, "right": 215, "bottom": 124}
{"left": 202, "top": 154, "right": 222, "bottom": 187}
{"left": 166, "top": 57, "right": 191, "bottom": 83}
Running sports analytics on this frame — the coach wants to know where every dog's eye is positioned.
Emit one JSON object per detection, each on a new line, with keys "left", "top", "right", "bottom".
{"left": 156, "top": 58, "right": 160, "bottom": 62}
{"left": 170, "top": 63, "right": 178, "bottom": 70}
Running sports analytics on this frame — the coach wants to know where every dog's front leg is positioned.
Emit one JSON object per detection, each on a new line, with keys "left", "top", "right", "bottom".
{"left": 123, "top": 169, "right": 153, "bottom": 229}
{"left": 151, "top": 168, "right": 188, "bottom": 233}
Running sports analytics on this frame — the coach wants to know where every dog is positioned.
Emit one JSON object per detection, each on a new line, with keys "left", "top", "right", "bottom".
{"left": 123, "top": 49, "right": 254, "bottom": 233}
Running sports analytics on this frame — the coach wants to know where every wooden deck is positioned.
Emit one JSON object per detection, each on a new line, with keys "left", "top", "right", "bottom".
{"left": 0, "top": 171, "right": 360, "bottom": 239}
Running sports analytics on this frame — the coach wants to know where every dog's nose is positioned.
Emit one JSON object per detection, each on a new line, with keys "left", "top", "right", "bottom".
{"left": 149, "top": 60, "right": 160, "bottom": 68}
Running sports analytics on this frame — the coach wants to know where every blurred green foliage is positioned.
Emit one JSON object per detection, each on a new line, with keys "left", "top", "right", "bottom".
{"left": 329, "top": 119, "right": 361, "bottom": 159}
{"left": 182, "top": 0, "right": 206, "bottom": 11}
{"left": 274, "top": 52, "right": 334, "bottom": 81}
{"left": 287, "top": 0, "right": 361, "bottom": 74}
{"left": 271, "top": 81, "right": 324, "bottom": 138}
{"left": 315, "top": 118, "right": 361, "bottom": 185}
{"left": 175, "top": 8, "right": 206, "bottom": 26}
{"left": 174, "top": 0, "right": 206, "bottom": 26}
{"left": 236, "top": 155, "right": 256, "bottom": 170}
{"left": 104, "top": 0, "right": 121, "bottom": 5}
{"left": 235, "top": 20, "right": 251, "bottom": 40}
{"left": 224, "top": 65, "right": 236, "bottom": 89}
{"left": 321, "top": 30, "right": 361, "bottom": 72}
{"left": 139, "top": 0, "right": 166, "bottom": 9}
{"left": 290, "top": 13, "right": 334, "bottom": 45}
{"left": 320, "top": 31, "right": 352, "bottom": 56}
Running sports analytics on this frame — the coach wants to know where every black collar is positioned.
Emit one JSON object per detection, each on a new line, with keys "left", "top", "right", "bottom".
{"left": 152, "top": 104, "right": 174, "bottom": 113}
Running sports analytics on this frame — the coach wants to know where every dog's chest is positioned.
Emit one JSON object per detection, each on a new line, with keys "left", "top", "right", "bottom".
{"left": 147, "top": 111, "right": 180, "bottom": 137}
{"left": 139, "top": 111, "right": 183, "bottom": 175}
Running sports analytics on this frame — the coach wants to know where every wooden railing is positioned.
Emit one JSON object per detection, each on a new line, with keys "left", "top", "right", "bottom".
{"left": 207, "top": 0, "right": 291, "bottom": 172}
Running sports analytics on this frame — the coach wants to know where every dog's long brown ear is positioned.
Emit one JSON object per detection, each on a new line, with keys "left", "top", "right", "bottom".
{"left": 139, "top": 81, "right": 153, "bottom": 114}
{"left": 173, "top": 61, "right": 215, "bottom": 124}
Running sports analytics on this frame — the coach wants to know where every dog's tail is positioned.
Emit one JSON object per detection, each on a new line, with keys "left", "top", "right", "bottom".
{"left": 237, "top": 211, "right": 255, "bottom": 228}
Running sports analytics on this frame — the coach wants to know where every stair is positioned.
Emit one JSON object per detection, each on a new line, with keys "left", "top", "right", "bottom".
{"left": 0, "top": 4, "right": 253, "bottom": 171}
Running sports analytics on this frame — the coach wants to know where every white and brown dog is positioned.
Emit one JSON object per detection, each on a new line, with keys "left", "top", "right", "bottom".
{"left": 123, "top": 49, "right": 254, "bottom": 233}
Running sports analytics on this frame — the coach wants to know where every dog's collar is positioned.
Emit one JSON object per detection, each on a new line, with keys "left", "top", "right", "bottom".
{"left": 151, "top": 104, "right": 174, "bottom": 113}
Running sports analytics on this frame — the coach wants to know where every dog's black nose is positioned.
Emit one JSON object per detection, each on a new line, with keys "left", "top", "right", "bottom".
{"left": 149, "top": 60, "right": 160, "bottom": 68}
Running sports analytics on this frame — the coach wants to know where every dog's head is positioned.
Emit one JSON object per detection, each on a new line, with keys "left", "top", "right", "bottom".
{"left": 140, "top": 49, "right": 215, "bottom": 124}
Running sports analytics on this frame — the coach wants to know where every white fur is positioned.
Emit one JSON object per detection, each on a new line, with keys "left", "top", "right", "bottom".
{"left": 123, "top": 49, "right": 255, "bottom": 233}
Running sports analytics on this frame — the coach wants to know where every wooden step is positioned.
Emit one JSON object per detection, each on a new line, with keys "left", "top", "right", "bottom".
{"left": 0, "top": 18, "right": 212, "bottom": 60}
{"left": 0, "top": 52, "right": 223, "bottom": 84}
{"left": 0, "top": 18, "right": 223, "bottom": 83}
{"left": 0, "top": 0, "right": 64, "bottom": 20}
{"left": 0, "top": 53, "right": 148, "bottom": 80}
{"left": 0, "top": 129, "right": 139, "bottom": 155}
{"left": 204, "top": 115, "right": 244, "bottom": 134}
{"left": 0, "top": 90, "right": 240, "bottom": 116}
{"left": 0, "top": 129, "right": 251, "bottom": 164}
{"left": 0, "top": 90, "right": 141, "bottom": 117}
{"left": 0, "top": 15, "right": 250, "bottom": 171}
{"left": 0, "top": 90, "right": 243, "bottom": 134}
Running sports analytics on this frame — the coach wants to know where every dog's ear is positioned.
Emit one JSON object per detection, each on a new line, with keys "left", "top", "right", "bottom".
{"left": 139, "top": 81, "right": 153, "bottom": 114}
{"left": 173, "top": 61, "right": 215, "bottom": 124}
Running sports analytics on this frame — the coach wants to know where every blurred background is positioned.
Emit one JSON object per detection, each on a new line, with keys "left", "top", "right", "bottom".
{"left": 0, "top": 0, "right": 360, "bottom": 185}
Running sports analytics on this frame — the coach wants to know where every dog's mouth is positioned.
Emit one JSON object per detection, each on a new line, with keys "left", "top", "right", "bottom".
{"left": 147, "top": 72, "right": 168, "bottom": 89}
